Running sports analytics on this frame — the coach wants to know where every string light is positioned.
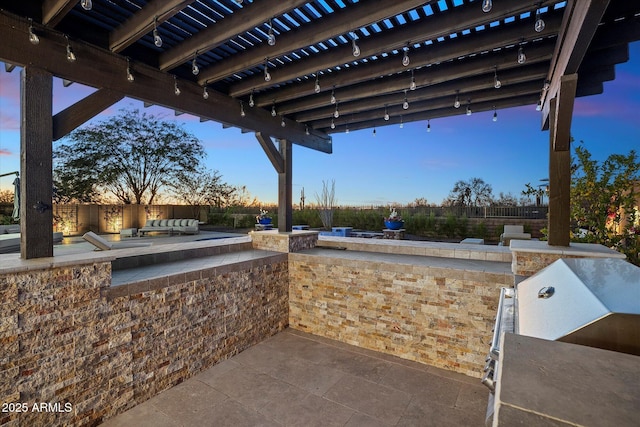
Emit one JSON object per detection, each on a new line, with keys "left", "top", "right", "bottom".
{"left": 271, "top": 102, "right": 277, "bottom": 117}
{"left": 402, "top": 45, "right": 410, "bottom": 67}
{"left": 466, "top": 100, "right": 472, "bottom": 116}
{"left": 240, "top": 101, "right": 246, "bottom": 117}
{"left": 264, "top": 59, "right": 271, "bottom": 82}
{"left": 330, "top": 89, "right": 336, "bottom": 105}
{"left": 535, "top": 7, "right": 545, "bottom": 32}
{"left": 65, "top": 35, "right": 76, "bottom": 62}
{"left": 249, "top": 90, "right": 255, "bottom": 107}
{"left": 305, "top": 125, "right": 310, "bottom": 136}
{"left": 454, "top": 91, "right": 461, "bottom": 108}
{"left": 153, "top": 17, "right": 162, "bottom": 48}
{"left": 281, "top": 115, "right": 286, "bottom": 127}
{"left": 334, "top": 102, "right": 340, "bottom": 118}
{"left": 410, "top": 69, "right": 416, "bottom": 91}
{"left": 202, "top": 86, "right": 209, "bottom": 99}
{"left": 403, "top": 90, "right": 409, "bottom": 110}
{"left": 314, "top": 74, "right": 321, "bottom": 93}
{"left": 331, "top": 119, "right": 336, "bottom": 129}
{"left": 173, "top": 76, "right": 180, "bottom": 96}
{"left": 28, "top": 21, "right": 39, "bottom": 45}
{"left": 345, "top": 124, "right": 349, "bottom": 134}
{"left": 493, "top": 108, "right": 498, "bottom": 122}
{"left": 482, "top": 0, "right": 492, "bottom": 13}
{"left": 267, "top": 18, "right": 276, "bottom": 46}
{"left": 373, "top": 127, "right": 376, "bottom": 137}
{"left": 352, "top": 35, "right": 360, "bottom": 57}
{"left": 494, "top": 67, "right": 501, "bottom": 89}
{"left": 517, "top": 46, "right": 526, "bottom": 64}
{"left": 81, "top": 0, "right": 92, "bottom": 11}
{"left": 400, "top": 116, "right": 404, "bottom": 128}
{"left": 536, "top": 99, "right": 543, "bottom": 111}
{"left": 126, "top": 58, "right": 134, "bottom": 82}
{"left": 384, "top": 105, "right": 390, "bottom": 121}
{"left": 427, "top": 120, "right": 431, "bottom": 132}
{"left": 191, "top": 52, "right": 199, "bottom": 75}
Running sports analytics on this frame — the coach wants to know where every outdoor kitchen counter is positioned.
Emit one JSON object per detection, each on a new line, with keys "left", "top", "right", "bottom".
{"left": 494, "top": 333, "right": 640, "bottom": 426}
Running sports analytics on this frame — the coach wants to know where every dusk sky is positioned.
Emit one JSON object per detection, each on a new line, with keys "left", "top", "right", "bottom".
{"left": 1, "top": 41, "right": 638, "bottom": 206}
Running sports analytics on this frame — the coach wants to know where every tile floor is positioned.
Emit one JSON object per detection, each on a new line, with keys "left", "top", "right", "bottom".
{"left": 101, "top": 329, "right": 488, "bottom": 427}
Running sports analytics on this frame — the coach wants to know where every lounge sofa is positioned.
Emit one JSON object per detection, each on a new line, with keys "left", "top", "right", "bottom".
{"left": 137, "top": 219, "right": 199, "bottom": 236}
{"left": 500, "top": 224, "right": 531, "bottom": 246}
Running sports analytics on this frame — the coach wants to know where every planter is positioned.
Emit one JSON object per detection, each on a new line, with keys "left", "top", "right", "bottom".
{"left": 384, "top": 220, "right": 404, "bottom": 230}
{"left": 258, "top": 217, "right": 272, "bottom": 225}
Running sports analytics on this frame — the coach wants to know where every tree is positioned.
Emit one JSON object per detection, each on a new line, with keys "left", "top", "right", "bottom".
{"left": 493, "top": 192, "right": 519, "bottom": 206}
{"left": 571, "top": 143, "right": 639, "bottom": 258}
{"left": 54, "top": 108, "right": 205, "bottom": 204}
{"left": 315, "top": 179, "right": 336, "bottom": 229}
{"left": 444, "top": 177, "right": 493, "bottom": 206}
{"left": 0, "top": 189, "right": 14, "bottom": 204}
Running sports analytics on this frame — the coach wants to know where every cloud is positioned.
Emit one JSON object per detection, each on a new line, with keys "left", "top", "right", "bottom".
{"left": 0, "top": 148, "right": 13, "bottom": 156}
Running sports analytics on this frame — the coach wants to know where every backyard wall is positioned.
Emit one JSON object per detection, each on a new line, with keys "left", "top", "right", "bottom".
{"left": 288, "top": 252, "right": 511, "bottom": 378}
{"left": 0, "top": 255, "right": 288, "bottom": 426}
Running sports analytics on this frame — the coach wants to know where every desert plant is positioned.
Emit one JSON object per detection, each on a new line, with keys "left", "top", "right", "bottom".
{"left": 315, "top": 179, "right": 336, "bottom": 229}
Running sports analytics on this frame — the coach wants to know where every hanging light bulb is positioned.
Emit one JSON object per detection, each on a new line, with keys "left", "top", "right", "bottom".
{"left": 493, "top": 107, "right": 498, "bottom": 122}
{"left": 482, "top": 0, "right": 492, "bottom": 13}
{"left": 410, "top": 70, "right": 416, "bottom": 91}
{"left": 153, "top": 17, "right": 162, "bottom": 48}
{"left": 202, "top": 86, "right": 209, "bottom": 99}
{"left": 81, "top": 0, "right": 92, "bottom": 11}
{"left": 400, "top": 116, "right": 404, "bottom": 129}
{"left": 264, "top": 60, "right": 271, "bottom": 82}
{"left": 402, "top": 46, "right": 410, "bottom": 67}
{"left": 281, "top": 116, "right": 286, "bottom": 127}
{"left": 234, "top": 0, "right": 243, "bottom": 4}
{"left": 65, "top": 36, "right": 76, "bottom": 62}
{"left": 384, "top": 106, "right": 390, "bottom": 121}
{"left": 517, "top": 46, "right": 526, "bottom": 64}
{"left": 373, "top": 127, "right": 376, "bottom": 137}
{"left": 454, "top": 92, "right": 461, "bottom": 109}
{"left": 352, "top": 38, "right": 360, "bottom": 57}
{"left": 334, "top": 103, "right": 340, "bottom": 118}
{"left": 535, "top": 8, "right": 545, "bottom": 32}
{"left": 331, "top": 119, "right": 336, "bottom": 129}
{"left": 403, "top": 90, "right": 409, "bottom": 110}
{"left": 330, "top": 89, "right": 336, "bottom": 105}
{"left": 271, "top": 103, "right": 277, "bottom": 117}
{"left": 314, "top": 74, "right": 321, "bottom": 93}
{"left": 240, "top": 101, "right": 246, "bottom": 117}
{"left": 305, "top": 125, "right": 310, "bottom": 136}
{"left": 466, "top": 101, "right": 472, "bottom": 116}
{"left": 28, "top": 22, "right": 39, "bottom": 45}
{"left": 174, "top": 76, "right": 181, "bottom": 96}
{"left": 267, "top": 18, "right": 276, "bottom": 46}
{"left": 345, "top": 124, "right": 349, "bottom": 134}
{"left": 427, "top": 120, "right": 431, "bottom": 132}
{"left": 494, "top": 68, "right": 501, "bottom": 89}
{"left": 248, "top": 90, "right": 255, "bottom": 107}
{"left": 192, "top": 54, "right": 199, "bottom": 76}
{"left": 543, "top": 80, "right": 550, "bottom": 91}
{"left": 536, "top": 99, "right": 543, "bottom": 111}
{"left": 126, "top": 58, "right": 134, "bottom": 82}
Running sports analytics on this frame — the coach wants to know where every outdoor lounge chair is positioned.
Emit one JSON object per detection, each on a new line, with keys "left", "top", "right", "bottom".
{"left": 83, "top": 231, "right": 152, "bottom": 251}
{"left": 500, "top": 225, "right": 531, "bottom": 246}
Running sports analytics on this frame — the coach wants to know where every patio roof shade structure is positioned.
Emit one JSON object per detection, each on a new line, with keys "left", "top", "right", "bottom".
{"left": 2, "top": 0, "right": 638, "bottom": 140}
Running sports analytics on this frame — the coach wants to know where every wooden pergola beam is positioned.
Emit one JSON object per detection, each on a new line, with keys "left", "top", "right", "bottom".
{"left": 238, "top": 3, "right": 563, "bottom": 100}
{"left": 109, "top": 0, "right": 196, "bottom": 53}
{"left": 158, "top": 0, "right": 310, "bottom": 71}
{"left": 255, "top": 132, "right": 284, "bottom": 174}
{"left": 541, "top": 0, "right": 610, "bottom": 129}
{"left": 196, "top": 0, "right": 433, "bottom": 85}
{"left": 53, "top": 89, "right": 124, "bottom": 140}
{"left": 42, "top": 0, "right": 74, "bottom": 27}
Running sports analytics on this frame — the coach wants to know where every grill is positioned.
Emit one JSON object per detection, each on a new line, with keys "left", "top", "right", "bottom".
{"left": 483, "top": 257, "right": 640, "bottom": 425}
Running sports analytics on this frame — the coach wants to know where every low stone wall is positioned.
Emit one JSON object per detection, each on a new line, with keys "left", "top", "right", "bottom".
{"left": 0, "top": 254, "right": 288, "bottom": 426}
{"left": 289, "top": 252, "right": 511, "bottom": 378}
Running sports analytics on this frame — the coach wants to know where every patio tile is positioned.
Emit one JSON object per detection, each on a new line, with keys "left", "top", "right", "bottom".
{"left": 379, "top": 363, "right": 462, "bottom": 407}
{"left": 199, "top": 399, "right": 281, "bottom": 427}
{"left": 396, "top": 396, "right": 486, "bottom": 427}
{"left": 324, "top": 374, "right": 412, "bottom": 425}
{"left": 100, "top": 401, "right": 178, "bottom": 427}
{"left": 259, "top": 392, "right": 354, "bottom": 427}
{"left": 344, "top": 412, "right": 393, "bottom": 427}
{"left": 265, "top": 356, "right": 346, "bottom": 396}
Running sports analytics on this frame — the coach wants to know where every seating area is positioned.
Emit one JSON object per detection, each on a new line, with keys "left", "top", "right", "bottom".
{"left": 82, "top": 231, "right": 152, "bottom": 251}
{"left": 137, "top": 218, "right": 199, "bottom": 236}
{"left": 500, "top": 224, "right": 532, "bottom": 246}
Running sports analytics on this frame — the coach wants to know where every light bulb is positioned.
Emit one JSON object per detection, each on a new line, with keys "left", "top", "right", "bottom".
{"left": 454, "top": 95, "right": 460, "bottom": 109}
{"left": 28, "top": 25, "right": 39, "bottom": 45}
{"left": 517, "top": 46, "right": 526, "bottom": 64}
{"left": 203, "top": 86, "right": 209, "bottom": 99}
{"left": 271, "top": 105, "right": 277, "bottom": 117}
{"left": 466, "top": 105, "right": 472, "bottom": 116}
{"left": 240, "top": 102, "right": 246, "bottom": 117}
{"left": 174, "top": 78, "right": 180, "bottom": 96}
{"left": 427, "top": 121, "right": 431, "bottom": 132}
{"left": 373, "top": 128, "right": 376, "bottom": 136}
{"left": 352, "top": 39, "right": 360, "bottom": 57}
{"left": 81, "top": 0, "right": 92, "bottom": 11}
{"left": 494, "top": 76, "right": 501, "bottom": 89}
{"left": 400, "top": 120, "right": 404, "bottom": 129}
{"left": 410, "top": 79, "right": 416, "bottom": 91}
{"left": 330, "top": 90, "right": 336, "bottom": 104}
{"left": 126, "top": 60, "right": 134, "bottom": 82}
{"left": 536, "top": 100, "right": 543, "bottom": 111}
{"left": 403, "top": 100, "right": 409, "bottom": 110}
{"left": 281, "top": 116, "right": 285, "bottom": 127}
{"left": 264, "top": 69, "right": 271, "bottom": 82}
{"left": 249, "top": 92, "right": 254, "bottom": 107}
{"left": 314, "top": 76, "right": 321, "bottom": 93}
{"left": 535, "top": 10, "right": 545, "bottom": 32}
{"left": 153, "top": 28, "right": 162, "bottom": 48}
{"left": 331, "top": 119, "right": 336, "bottom": 129}
{"left": 192, "top": 58, "right": 199, "bottom": 75}
{"left": 543, "top": 80, "right": 550, "bottom": 91}
{"left": 305, "top": 125, "right": 310, "bottom": 136}
{"left": 334, "top": 105, "right": 340, "bottom": 118}
{"left": 268, "top": 30, "right": 276, "bottom": 46}
{"left": 234, "top": 0, "right": 242, "bottom": 4}
{"left": 493, "top": 110, "right": 498, "bottom": 122}
{"left": 482, "top": 0, "right": 492, "bottom": 13}
{"left": 345, "top": 126, "right": 349, "bottom": 134}
{"left": 402, "top": 50, "right": 410, "bottom": 67}
{"left": 384, "top": 108, "right": 390, "bottom": 121}
{"left": 65, "top": 38, "right": 76, "bottom": 62}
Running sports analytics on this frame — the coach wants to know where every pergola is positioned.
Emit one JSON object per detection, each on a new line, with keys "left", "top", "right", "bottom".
{"left": 1, "top": 0, "right": 638, "bottom": 258}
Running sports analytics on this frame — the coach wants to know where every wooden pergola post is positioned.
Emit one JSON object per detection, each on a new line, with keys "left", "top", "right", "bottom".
{"left": 547, "top": 74, "right": 577, "bottom": 247}
{"left": 277, "top": 139, "right": 292, "bottom": 232}
{"left": 20, "top": 66, "right": 54, "bottom": 259}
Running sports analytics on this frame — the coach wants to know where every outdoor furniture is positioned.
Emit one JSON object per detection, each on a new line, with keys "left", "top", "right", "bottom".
{"left": 83, "top": 231, "right": 152, "bottom": 251}
{"left": 120, "top": 228, "right": 137, "bottom": 238}
{"left": 383, "top": 228, "right": 405, "bottom": 240}
{"left": 137, "top": 219, "right": 199, "bottom": 236}
{"left": 500, "top": 225, "right": 531, "bottom": 246}
{"left": 461, "top": 238, "right": 484, "bottom": 244}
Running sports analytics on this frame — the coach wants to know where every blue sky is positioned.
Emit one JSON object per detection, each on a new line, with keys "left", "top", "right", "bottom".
{"left": 1, "top": 41, "right": 638, "bottom": 206}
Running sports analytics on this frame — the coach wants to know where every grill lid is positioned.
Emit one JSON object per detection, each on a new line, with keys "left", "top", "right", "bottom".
{"left": 516, "top": 257, "right": 640, "bottom": 355}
